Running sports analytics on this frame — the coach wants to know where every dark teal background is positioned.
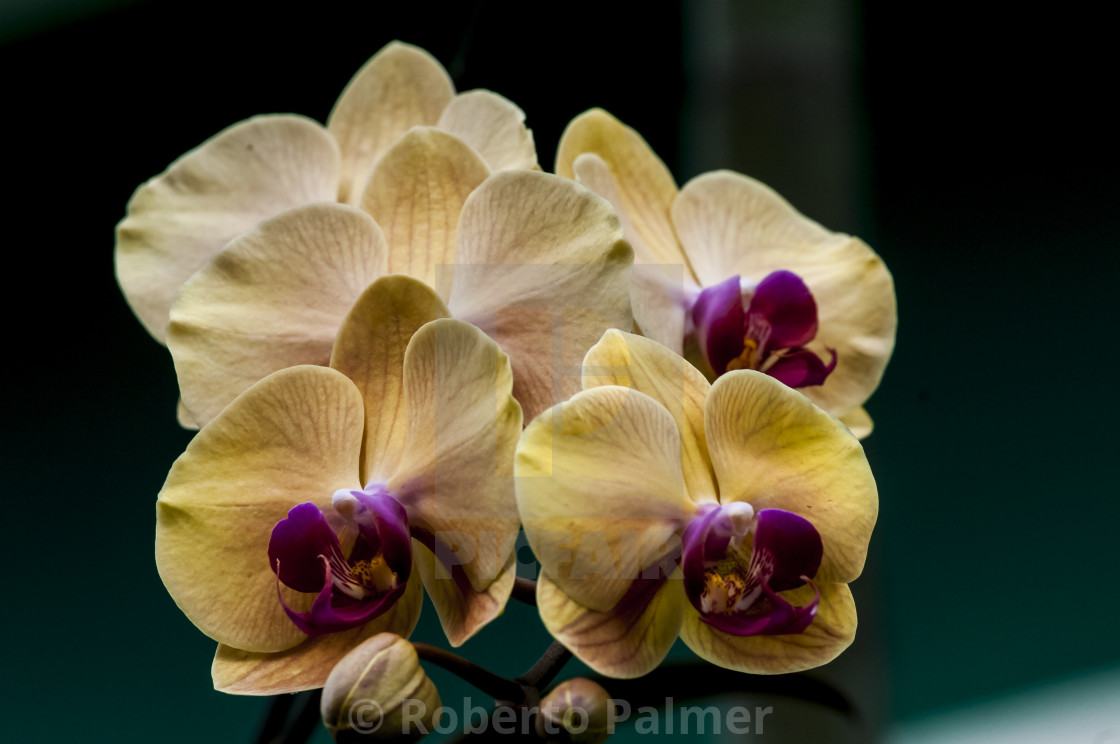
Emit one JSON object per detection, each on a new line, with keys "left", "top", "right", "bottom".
{"left": 3, "top": 1, "right": 1117, "bottom": 742}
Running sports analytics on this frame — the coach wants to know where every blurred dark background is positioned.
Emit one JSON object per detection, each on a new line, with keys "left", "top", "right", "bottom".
{"left": 4, "top": 0, "right": 1117, "bottom": 742}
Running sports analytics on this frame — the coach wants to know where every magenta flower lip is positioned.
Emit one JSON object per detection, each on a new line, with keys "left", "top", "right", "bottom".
{"left": 268, "top": 486, "right": 412, "bottom": 636}
{"left": 691, "top": 270, "right": 836, "bottom": 387}
{"left": 681, "top": 504, "right": 823, "bottom": 636}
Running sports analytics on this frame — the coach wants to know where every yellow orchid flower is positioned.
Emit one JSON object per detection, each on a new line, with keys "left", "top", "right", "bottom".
{"left": 116, "top": 40, "right": 536, "bottom": 347}
{"left": 156, "top": 276, "right": 521, "bottom": 694}
{"left": 556, "top": 109, "right": 896, "bottom": 437}
{"left": 515, "top": 330, "right": 877, "bottom": 678}
{"left": 162, "top": 161, "right": 630, "bottom": 429}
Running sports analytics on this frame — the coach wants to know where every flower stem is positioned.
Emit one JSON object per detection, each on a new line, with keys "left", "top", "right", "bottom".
{"left": 413, "top": 643, "right": 525, "bottom": 703}
{"left": 517, "top": 640, "right": 572, "bottom": 691}
{"left": 511, "top": 576, "right": 537, "bottom": 606}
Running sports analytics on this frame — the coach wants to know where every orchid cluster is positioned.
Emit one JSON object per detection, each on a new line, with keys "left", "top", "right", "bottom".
{"left": 117, "top": 42, "right": 895, "bottom": 741}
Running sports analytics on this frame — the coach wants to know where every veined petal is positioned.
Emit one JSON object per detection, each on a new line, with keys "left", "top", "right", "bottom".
{"left": 556, "top": 109, "right": 689, "bottom": 270}
{"left": 516, "top": 385, "right": 692, "bottom": 612}
{"left": 582, "top": 330, "right": 716, "bottom": 503}
{"left": 537, "top": 571, "right": 686, "bottom": 679}
{"left": 388, "top": 319, "right": 522, "bottom": 592}
{"left": 672, "top": 171, "right": 896, "bottom": 419}
{"left": 437, "top": 90, "right": 538, "bottom": 172}
{"left": 329, "top": 275, "right": 450, "bottom": 485}
{"left": 212, "top": 569, "right": 423, "bottom": 695}
{"left": 168, "top": 203, "right": 388, "bottom": 427}
{"left": 448, "top": 170, "right": 633, "bottom": 421}
{"left": 115, "top": 115, "right": 340, "bottom": 342}
{"left": 156, "top": 366, "right": 365, "bottom": 653}
{"left": 327, "top": 42, "right": 454, "bottom": 205}
{"left": 360, "top": 128, "right": 490, "bottom": 300}
{"left": 412, "top": 542, "right": 516, "bottom": 647}
{"left": 680, "top": 582, "right": 856, "bottom": 674}
{"left": 705, "top": 371, "right": 877, "bottom": 584}
{"left": 671, "top": 171, "right": 835, "bottom": 288}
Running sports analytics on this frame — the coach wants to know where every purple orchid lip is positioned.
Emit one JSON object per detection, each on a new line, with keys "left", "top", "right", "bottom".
{"left": 690, "top": 270, "right": 836, "bottom": 387}
{"left": 681, "top": 504, "right": 823, "bottom": 636}
{"left": 267, "top": 484, "right": 412, "bottom": 636}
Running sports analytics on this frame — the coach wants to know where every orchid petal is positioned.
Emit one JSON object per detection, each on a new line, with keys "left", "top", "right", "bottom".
{"left": 327, "top": 42, "right": 454, "bottom": 205}
{"left": 168, "top": 203, "right": 388, "bottom": 427}
{"left": 329, "top": 275, "right": 450, "bottom": 484}
{"left": 630, "top": 262, "right": 692, "bottom": 354}
{"left": 115, "top": 115, "right": 340, "bottom": 342}
{"left": 569, "top": 152, "right": 695, "bottom": 353}
{"left": 436, "top": 90, "right": 538, "bottom": 172}
{"left": 556, "top": 109, "right": 689, "bottom": 270}
{"left": 691, "top": 275, "right": 747, "bottom": 375}
{"left": 671, "top": 171, "right": 834, "bottom": 288}
{"left": 537, "top": 571, "right": 686, "bottom": 679}
{"left": 516, "top": 385, "right": 692, "bottom": 612}
{"left": 705, "top": 371, "right": 877, "bottom": 584}
{"left": 680, "top": 582, "right": 856, "bottom": 674}
{"left": 268, "top": 502, "right": 344, "bottom": 593}
{"left": 278, "top": 556, "right": 408, "bottom": 637}
{"left": 448, "top": 170, "right": 633, "bottom": 421}
{"left": 749, "top": 270, "right": 819, "bottom": 350}
{"left": 838, "top": 406, "right": 874, "bottom": 439}
{"left": 359, "top": 128, "right": 490, "bottom": 300}
{"left": 211, "top": 569, "right": 423, "bottom": 694}
{"left": 156, "top": 366, "right": 365, "bottom": 653}
{"left": 673, "top": 171, "right": 896, "bottom": 421}
{"left": 388, "top": 319, "right": 522, "bottom": 595}
{"left": 412, "top": 541, "right": 516, "bottom": 647}
{"left": 765, "top": 347, "right": 837, "bottom": 388}
{"left": 582, "top": 330, "right": 717, "bottom": 503}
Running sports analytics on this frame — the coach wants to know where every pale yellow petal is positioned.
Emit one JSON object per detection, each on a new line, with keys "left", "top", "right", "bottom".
{"left": 672, "top": 171, "right": 897, "bottom": 417}
{"left": 556, "top": 109, "right": 688, "bottom": 268}
{"left": 359, "top": 128, "right": 490, "bottom": 300}
{"left": 629, "top": 262, "right": 694, "bottom": 354}
{"left": 838, "top": 406, "right": 873, "bottom": 440}
{"left": 328, "top": 42, "right": 455, "bottom": 204}
{"left": 212, "top": 570, "right": 423, "bottom": 694}
{"left": 413, "top": 542, "right": 516, "bottom": 647}
{"left": 672, "top": 170, "right": 836, "bottom": 287}
{"left": 330, "top": 275, "right": 450, "bottom": 485}
{"left": 582, "top": 330, "right": 716, "bottom": 503}
{"left": 516, "top": 386, "right": 692, "bottom": 612}
{"left": 537, "top": 572, "right": 686, "bottom": 679}
{"left": 176, "top": 398, "right": 199, "bottom": 430}
{"left": 680, "top": 582, "right": 857, "bottom": 674}
{"left": 448, "top": 170, "right": 633, "bottom": 421}
{"left": 437, "top": 89, "right": 538, "bottom": 171}
{"left": 705, "top": 371, "right": 877, "bottom": 584}
{"left": 387, "top": 319, "right": 522, "bottom": 592}
{"left": 156, "top": 366, "right": 365, "bottom": 653}
{"left": 168, "top": 204, "right": 388, "bottom": 428}
{"left": 115, "top": 115, "right": 340, "bottom": 342}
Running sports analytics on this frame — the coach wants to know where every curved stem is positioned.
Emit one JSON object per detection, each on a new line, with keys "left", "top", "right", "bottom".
{"left": 413, "top": 643, "right": 524, "bottom": 703}
{"left": 517, "top": 640, "right": 572, "bottom": 691}
{"left": 511, "top": 576, "right": 537, "bottom": 606}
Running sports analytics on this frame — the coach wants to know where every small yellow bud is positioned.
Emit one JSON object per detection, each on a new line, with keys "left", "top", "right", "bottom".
{"left": 536, "top": 678, "right": 612, "bottom": 743}
{"left": 320, "top": 633, "right": 440, "bottom": 742}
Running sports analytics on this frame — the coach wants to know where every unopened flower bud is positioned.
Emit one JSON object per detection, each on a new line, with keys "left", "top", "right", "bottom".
{"left": 536, "top": 678, "right": 612, "bottom": 743}
{"left": 321, "top": 633, "right": 440, "bottom": 742}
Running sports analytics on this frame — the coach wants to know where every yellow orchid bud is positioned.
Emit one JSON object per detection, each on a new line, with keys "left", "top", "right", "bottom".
{"left": 536, "top": 678, "right": 612, "bottom": 743}
{"left": 320, "top": 633, "right": 440, "bottom": 742}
